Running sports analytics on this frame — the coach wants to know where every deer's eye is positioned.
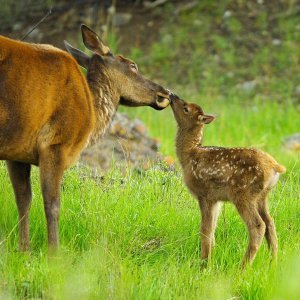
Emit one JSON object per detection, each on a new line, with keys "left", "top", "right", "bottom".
{"left": 130, "top": 63, "right": 138, "bottom": 73}
{"left": 183, "top": 106, "right": 189, "bottom": 113}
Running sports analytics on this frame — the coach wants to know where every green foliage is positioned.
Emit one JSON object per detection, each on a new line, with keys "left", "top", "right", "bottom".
{"left": 129, "top": 0, "right": 300, "bottom": 103}
{"left": 0, "top": 0, "right": 54, "bottom": 28}
{"left": 105, "top": 30, "right": 120, "bottom": 54}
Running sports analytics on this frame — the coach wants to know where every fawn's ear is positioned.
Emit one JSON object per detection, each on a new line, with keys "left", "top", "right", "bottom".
{"left": 199, "top": 114, "right": 215, "bottom": 124}
{"left": 81, "top": 24, "right": 111, "bottom": 56}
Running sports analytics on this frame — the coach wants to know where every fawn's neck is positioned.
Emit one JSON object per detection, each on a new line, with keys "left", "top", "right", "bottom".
{"left": 176, "top": 126, "right": 204, "bottom": 165}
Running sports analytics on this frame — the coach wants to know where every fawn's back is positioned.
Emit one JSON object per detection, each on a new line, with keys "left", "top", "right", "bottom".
{"left": 185, "top": 146, "right": 285, "bottom": 201}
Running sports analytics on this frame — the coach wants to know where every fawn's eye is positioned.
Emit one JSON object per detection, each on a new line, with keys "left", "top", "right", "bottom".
{"left": 183, "top": 106, "right": 189, "bottom": 113}
{"left": 130, "top": 63, "right": 138, "bottom": 73}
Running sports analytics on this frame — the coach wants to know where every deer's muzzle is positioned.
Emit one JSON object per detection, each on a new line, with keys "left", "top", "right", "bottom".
{"left": 156, "top": 92, "right": 170, "bottom": 108}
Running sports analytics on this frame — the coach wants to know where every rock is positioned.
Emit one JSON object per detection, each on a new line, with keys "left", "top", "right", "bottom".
{"left": 80, "top": 113, "right": 167, "bottom": 173}
{"left": 174, "top": 1, "right": 198, "bottom": 15}
{"left": 236, "top": 80, "right": 257, "bottom": 93}
{"left": 272, "top": 39, "right": 281, "bottom": 46}
{"left": 144, "top": 0, "right": 169, "bottom": 9}
{"left": 223, "top": 10, "right": 232, "bottom": 19}
{"left": 283, "top": 133, "right": 300, "bottom": 151}
{"left": 26, "top": 28, "right": 43, "bottom": 42}
{"left": 12, "top": 23, "right": 23, "bottom": 31}
{"left": 294, "top": 85, "right": 300, "bottom": 96}
{"left": 107, "top": 5, "right": 116, "bottom": 15}
{"left": 112, "top": 13, "right": 132, "bottom": 27}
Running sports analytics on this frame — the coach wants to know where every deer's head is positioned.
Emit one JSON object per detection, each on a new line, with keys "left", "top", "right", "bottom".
{"left": 64, "top": 25, "right": 170, "bottom": 110}
{"left": 170, "top": 93, "right": 214, "bottom": 130}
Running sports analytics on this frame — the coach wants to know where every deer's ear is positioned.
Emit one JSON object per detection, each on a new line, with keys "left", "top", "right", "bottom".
{"left": 81, "top": 24, "right": 111, "bottom": 56}
{"left": 64, "top": 40, "right": 90, "bottom": 69}
{"left": 199, "top": 114, "right": 215, "bottom": 124}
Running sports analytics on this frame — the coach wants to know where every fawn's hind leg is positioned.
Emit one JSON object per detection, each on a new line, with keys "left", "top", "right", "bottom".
{"left": 6, "top": 161, "right": 32, "bottom": 251}
{"left": 235, "top": 201, "right": 266, "bottom": 267}
{"left": 257, "top": 192, "right": 278, "bottom": 261}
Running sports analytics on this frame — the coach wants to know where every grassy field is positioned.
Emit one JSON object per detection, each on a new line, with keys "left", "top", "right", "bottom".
{"left": 1, "top": 0, "right": 300, "bottom": 299}
{"left": 0, "top": 96, "right": 299, "bottom": 299}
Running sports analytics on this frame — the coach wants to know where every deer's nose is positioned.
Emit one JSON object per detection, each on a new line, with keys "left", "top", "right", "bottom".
{"left": 156, "top": 92, "right": 170, "bottom": 108}
{"left": 157, "top": 91, "right": 169, "bottom": 99}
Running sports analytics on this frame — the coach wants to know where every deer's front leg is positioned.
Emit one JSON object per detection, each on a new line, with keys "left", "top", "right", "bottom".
{"left": 39, "top": 145, "right": 66, "bottom": 251}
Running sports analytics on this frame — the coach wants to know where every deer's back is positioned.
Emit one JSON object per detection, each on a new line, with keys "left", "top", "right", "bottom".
{"left": 0, "top": 35, "right": 95, "bottom": 165}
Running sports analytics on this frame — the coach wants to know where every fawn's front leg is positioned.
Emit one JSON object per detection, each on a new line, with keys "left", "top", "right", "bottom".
{"left": 211, "top": 202, "right": 222, "bottom": 248}
{"left": 199, "top": 200, "right": 215, "bottom": 262}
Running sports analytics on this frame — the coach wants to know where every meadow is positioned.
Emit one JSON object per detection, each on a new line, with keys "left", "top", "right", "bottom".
{"left": 0, "top": 96, "right": 299, "bottom": 299}
{"left": 0, "top": 1, "right": 300, "bottom": 299}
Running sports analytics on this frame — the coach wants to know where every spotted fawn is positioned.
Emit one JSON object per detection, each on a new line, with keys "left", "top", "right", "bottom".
{"left": 170, "top": 94, "right": 286, "bottom": 267}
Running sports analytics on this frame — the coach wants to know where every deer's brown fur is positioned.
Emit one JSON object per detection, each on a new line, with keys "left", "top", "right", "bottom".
{"left": 170, "top": 95, "right": 285, "bottom": 267}
{"left": 0, "top": 25, "right": 170, "bottom": 251}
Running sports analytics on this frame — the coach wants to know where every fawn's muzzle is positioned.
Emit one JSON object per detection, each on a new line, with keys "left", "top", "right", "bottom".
{"left": 169, "top": 92, "right": 181, "bottom": 103}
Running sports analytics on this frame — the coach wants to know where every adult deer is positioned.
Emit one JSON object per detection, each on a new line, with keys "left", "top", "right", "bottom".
{"left": 0, "top": 25, "right": 170, "bottom": 251}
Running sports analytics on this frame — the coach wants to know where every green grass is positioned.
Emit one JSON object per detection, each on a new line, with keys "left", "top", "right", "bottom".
{"left": 0, "top": 98, "right": 299, "bottom": 299}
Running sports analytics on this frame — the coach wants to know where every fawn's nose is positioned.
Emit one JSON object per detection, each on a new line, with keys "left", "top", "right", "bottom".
{"left": 169, "top": 92, "right": 181, "bottom": 103}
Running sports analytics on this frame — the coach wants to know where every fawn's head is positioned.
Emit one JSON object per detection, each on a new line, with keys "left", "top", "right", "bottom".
{"left": 170, "top": 93, "right": 214, "bottom": 130}
{"left": 64, "top": 25, "right": 170, "bottom": 110}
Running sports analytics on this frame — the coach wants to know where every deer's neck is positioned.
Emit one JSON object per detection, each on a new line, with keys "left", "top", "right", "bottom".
{"left": 87, "top": 72, "right": 119, "bottom": 144}
{"left": 176, "top": 127, "right": 204, "bottom": 165}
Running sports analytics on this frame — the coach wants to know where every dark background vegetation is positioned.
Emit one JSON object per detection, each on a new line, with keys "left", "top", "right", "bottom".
{"left": 0, "top": 0, "right": 299, "bottom": 104}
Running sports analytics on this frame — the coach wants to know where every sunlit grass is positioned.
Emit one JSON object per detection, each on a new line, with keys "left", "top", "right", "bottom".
{"left": 0, "top": 97, "right": 299, "bottom": 298}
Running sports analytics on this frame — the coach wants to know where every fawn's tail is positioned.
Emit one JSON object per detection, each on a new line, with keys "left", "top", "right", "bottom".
{"left": 274, "top": 163, "right": 286, "bottom": 174}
